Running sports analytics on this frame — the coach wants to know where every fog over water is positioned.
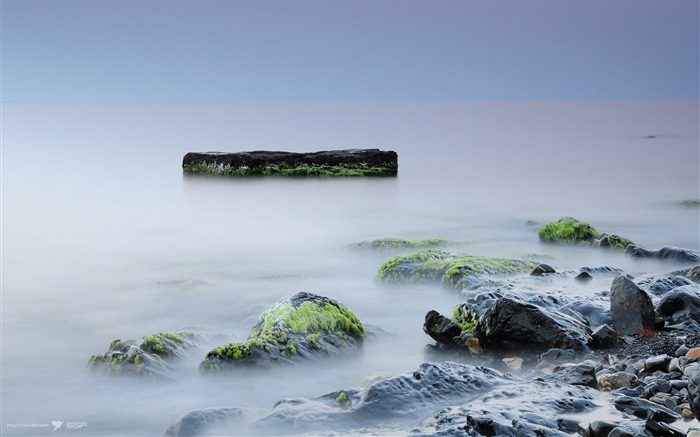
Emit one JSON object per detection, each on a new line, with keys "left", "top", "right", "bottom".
{"left": 2, "top": 100, "right": 699, "bottom": 435}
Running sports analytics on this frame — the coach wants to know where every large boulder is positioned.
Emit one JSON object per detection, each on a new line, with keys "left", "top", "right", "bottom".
{"left": 537, "top": 217, "right": 634, "bottom": 250}
{"left": 375, "top": 250, "right": 536, "bottom": 289}
{"left": 474, "top": 297, "right": 592, "bottom": 352}
{"left": 426, "top": 296, "right": 592, "bottom": 354}
{"left": 87, "top": 331, "right": 202, "bottom": 379}
{"left": 609, "top": 275, "right": 656, "bottom": 336}
{"left": 182, "top": 149, "right": 398, "bottom": 176}
{"left": 200, "top": 292, "right": 364, "bottom": 372}
{"left": 626, "top": 245, "right": 700, "bottom": 263}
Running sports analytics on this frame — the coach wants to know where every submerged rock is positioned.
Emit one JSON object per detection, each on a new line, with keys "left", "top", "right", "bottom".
{"left": 610, "top": 275, "right": 656, "bottom": 336}
{"left": 626, "top": 244, "right": 700, "bottom": 263}
{"left": 200, "top": 292, "right": 364, "bottom": 372}
{"left": 537, "top": 217, "right": 634, "bottom": 249}
{"left": 182, "top": 149, "right": 398, "bottom": 176}
{"left": 656, "top": 284, "right": 700, "bottom": 331}
{"left": 164, "top": 407, "right": 245, "bottom": 437}
{"left": 348, "top": 237, "right": 449, "bottom": 252}
{"left": 375, "top": 250, "right": 536, "bottom": 289}
{"left": 87, "top": 331, "right": 201, "bottom": 379}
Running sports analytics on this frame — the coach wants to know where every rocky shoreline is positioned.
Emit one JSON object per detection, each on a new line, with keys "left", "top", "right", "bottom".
{"left": 86, "top": 217, "right": 700, "bottom": 436}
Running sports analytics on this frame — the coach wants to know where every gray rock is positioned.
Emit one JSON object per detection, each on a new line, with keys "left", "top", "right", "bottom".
{"left": 164, "top": 407, "right": 244, "bottom": 437}
{"left": 591, "top": 324, "right": 619, "bottom": 348}
{"left": 626, "top": 244, "right": 700, "bottom": 263}
{"left": 530, "top": 263, "right": 555, "bottom": 276}
{"left": 423, "top": 310, "right": 461, "bottom": 346}
{"left": 610, "top": 275, "right": 655, "bottom": 336}
{"left": 656, "top": 284, "right": 700, "bottom": 330}
{"left": 688, "top": 366, "right": 700, "bottom": 420}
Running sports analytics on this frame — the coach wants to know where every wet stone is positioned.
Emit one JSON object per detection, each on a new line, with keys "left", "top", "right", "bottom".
{"left": 575, "top": 271, "right": 593, "bottom": 282}
{"left": 540, "top": 348, "right": 576, "bottom": 364}
{"left": 530, "top": 263, "right": 555, "bottom": 276}
{"left": 644, "top": 354, "right": 671, "bottom": 373}
{"left": 675, "top": 344, "right": 690, "bottom": 357}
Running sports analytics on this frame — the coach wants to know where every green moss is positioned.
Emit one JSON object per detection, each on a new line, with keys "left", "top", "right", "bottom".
{"left": 201, "top": 294, "right": 365, "bottom": 369}
{"left": 603, "top": 234, "right": 635, "bottom": 250}
{"left": 336, "top": 391, "right": 350, "bottom": 406}
{"left": 681, "top": 200, "right": 700, "bottom": 207}
{"left": 376, "top": 250, "right": 536, "bottom": 289}
{"left": 453, "top": 305, "right": 479, "bottom": 333}
{"left": 141, "top": 332, "right": 185, "bottom": 357}
{"left": 184, "top": 161, "right": 395, "bottom": 177}
{"left": 375, "top": 250, "right": 457, "bottom": 282}
{"left": 538, "top": 217, "right": 600, "bottom": 243}
{"left": 349, "top": 237, "right": 449, "bottom": 251}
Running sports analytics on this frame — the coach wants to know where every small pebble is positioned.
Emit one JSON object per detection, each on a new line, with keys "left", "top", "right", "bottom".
{"left": 675, "top": 344, "right": 690, "bottom": 357}
{"left": 686, "top": 347, "right": 700, "bottom": 358}
{"left": 682, "top": 408, "right": 695, "bottom": 419}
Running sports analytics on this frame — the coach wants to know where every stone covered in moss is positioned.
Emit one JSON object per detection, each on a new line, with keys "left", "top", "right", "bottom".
{"left": 200, "top": 292, "right": 364, "bottom": 372}
{"left": 87, "top": 331, "right": 199, "bottom": 378}
{"left": 538, "top": 217, "right": 635, "bottom": 250}
{"left": 182, "top": 149, "right": 398, "bottom": 177}
{"left": 375, "top": 250, "right": 537, "bottom": 289}
{"left": 537, "top": 217, "right": 600, "bottom": 243}
{"left": 348, "top": 238, "right": 449, "bottom": 252}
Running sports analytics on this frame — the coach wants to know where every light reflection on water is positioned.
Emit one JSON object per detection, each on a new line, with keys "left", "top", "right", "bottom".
{"left": 2, "top": 101, "right": 698, "bottom": 435}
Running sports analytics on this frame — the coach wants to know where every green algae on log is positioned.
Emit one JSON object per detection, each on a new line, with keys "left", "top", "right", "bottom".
{"left": 182, "top": 149, "right": 398, "bottom": 176}
{"left": 537, "top": 217, "right": 635, "bottom": 250}
{"left": 375, "top": 250, "right": 537, "bottom": 289}
{"left": 200, "top": 292, "right": 364, "bottom": 372}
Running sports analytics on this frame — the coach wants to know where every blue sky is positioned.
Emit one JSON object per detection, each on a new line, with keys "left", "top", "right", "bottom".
{"left": 2, "top": 0, "right": 698, "bottom": 102}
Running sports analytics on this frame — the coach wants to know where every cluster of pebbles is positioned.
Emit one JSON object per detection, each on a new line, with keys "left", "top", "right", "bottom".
{"left": 534, "top": 342, "right": 700, "bottom": 437}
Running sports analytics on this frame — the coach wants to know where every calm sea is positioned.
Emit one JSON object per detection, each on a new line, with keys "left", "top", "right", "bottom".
{"left": 2, "top": 100, "right": 699, "bottom": 435}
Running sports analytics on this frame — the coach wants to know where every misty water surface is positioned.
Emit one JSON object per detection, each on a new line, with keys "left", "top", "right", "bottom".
{"left": 2, "top": 101, "right": 699, "bottom": 435}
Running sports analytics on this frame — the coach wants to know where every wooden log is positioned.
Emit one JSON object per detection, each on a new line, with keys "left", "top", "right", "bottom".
{"left": 182, "top": 149, "right": 398, "bottom": 176}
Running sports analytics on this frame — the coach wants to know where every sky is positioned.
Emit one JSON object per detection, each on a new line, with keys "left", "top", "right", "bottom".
{"left": 1, "top": 0, "right": 698, "bottom": 102}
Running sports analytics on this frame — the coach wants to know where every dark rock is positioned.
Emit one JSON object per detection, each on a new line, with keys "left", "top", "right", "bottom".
{"left": 545, "top": 363, "right": 597, "bottom": 389}
{"left": 591, "top": 324, "right": 620, "bottom": 348}
{"left": 375, "top": 250, "right": 536, "bottom": 289}
{"left": 688, "top": 265, "right": 700, "bottom": 279}
{"left": 644, "top": 354, "right": 672, "bottom": 373}
{"left": 626, "top": 244, "right": 700, "bottom": 263}
{"left": 87, "top": 331, "right": 202, "bottom": 379}
{"left": 607, "top": 428, "right": 635, "bottom": 437}
{"left": 182, "top": 149, "right": 398, "bottom": 176}
{"left": 423, "top": 310, "right": 461, "bottom": 346}
{"left": 610, "top": 275, "right": 655, "bottom": 336}
{"left": 688, "top": 366, "right": 700, "bottom": 420}
{"left": 586, "top": 420, "right": 617, "bottom": 437}
{"left": 164, "top": 407, "right": 244, "bottom": 437}
{"left": 675, "top": 344, "right": 690, "bottom": 357}
{"left": 613, "top": 396, "right": 681, "bottom": 422}
{"left": 540, "top": 348, "right": 576, "bottom": 364}
{"left": 563, "top": 301, "right": 611, "bottom": 330}
{"left": 656, "top": 285, "right": 700, "bottom": 330}
{"left": 530, "top": 263, "right": 555, "bottom": 276}
{"left": 639, "top": 275, "right": 693, "bottom": 296}
{"left": 476, "top": 297, "right": 591, "bottom": 352}
{"left": 576, "top": 271, "right": 593, "bottom": 282}
{"left": 644, "top": 419, "right": 685, "bottom": 437}
{"left": 253, "top": 362, "right": 515, "bottom": 434}
{"left": 200, "top": 292, "right": 364, "bottom": 372}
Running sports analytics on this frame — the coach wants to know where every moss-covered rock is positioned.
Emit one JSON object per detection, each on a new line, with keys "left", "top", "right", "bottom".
{"left": 87, "top": 331, "right": 200, "bottom": 378}
{"left": 200, "top": 292, "right": 364, "bottom": 372}
{"left": 375, "top": 250, "right": 537, "bottom": 289}
{"left": 537, "top": 217, "right": 600, "bottom": 243}
{"left": 182, "top": 149, "right": 398, "bottom": 177}
{"left": 538, "top": 217, "right": 635, "bottom": 250}
{"left": 348, "top": 237, "right": 449, "bottom": 252}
